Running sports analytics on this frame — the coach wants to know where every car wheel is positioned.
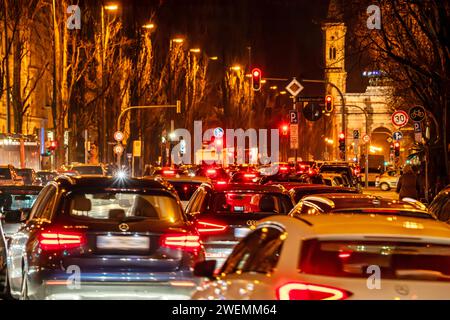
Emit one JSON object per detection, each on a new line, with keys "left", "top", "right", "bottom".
{"left": 380, "top": 183, "right": 390, "bottom": 191}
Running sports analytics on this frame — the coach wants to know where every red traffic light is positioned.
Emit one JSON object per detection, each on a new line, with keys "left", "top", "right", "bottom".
{"left": 48, "top": 140, "right": 58, "bottom": 151}
{"left": 394, "top": 142, "right": 400, "bottom": 148}
{"left": 339, "top": 132, "right": 345, "bottom": 140}
{"left": 251, "top": 68, "right": 262, "bottom": 91}
{"left": 280, "top": 123, "right": 289, "bottom": 136}
{"left": 325, "top": 95, "right": 334, "bottom": 113}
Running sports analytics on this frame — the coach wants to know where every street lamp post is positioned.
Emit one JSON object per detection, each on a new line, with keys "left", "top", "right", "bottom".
{"left": 116, "top": 103, "right": 181, "bottom": 168}
{"left": 100, "top": 3, "right": 119, "bottom": 163}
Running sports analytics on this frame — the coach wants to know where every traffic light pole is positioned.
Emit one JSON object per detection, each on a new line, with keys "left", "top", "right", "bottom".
{"left": 116, "top": 102, "right": 181, "bottom": 169}
{"left": 300, "top": 79, "right": 346, "bottom": 161}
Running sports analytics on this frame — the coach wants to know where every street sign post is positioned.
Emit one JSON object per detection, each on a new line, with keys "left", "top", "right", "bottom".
{"left": 414, "top": 121, "right": 423, "bottom": 143}
{"left": 393, "top": 131, "right": 403, "bottom": 141}
{"left": 289, "top": 110, "right": 299, "bottom": 149}
{"left": 391, "top": 110, "right": 409, "bottom": 127}
{"left": 362, "top": 134, "right": 370, "bottom": 143}
{"left": 286, "top": 78, "right": 304, "bottom": 97}
{"left": 114, "top": 131, "right": 124, "bottom": 142}
{"left": 409, "top": 106, "right": 426, "bottom": 122}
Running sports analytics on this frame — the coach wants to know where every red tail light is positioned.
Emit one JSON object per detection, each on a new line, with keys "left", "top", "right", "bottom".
{"left": 196, "top": 220, "right": 228, "bottom": 235}
{"left": 277, "top": 282, "right": 351, "bottom": 300}
{"left": 216, "top": 180, "right": 227, "bottom": 185}
{"left": 206, "top": 169, "right": 217, "bottom": 175}
{"left": 244, "top": 173, "right": 256, "bottom": 178}
{"left": 279, "top": 166, "right": 289, "bottom": 172}
{"left": 161, "top": 234, "right": 202, "bottom": 252}
{"left": 39, "top": 230, "right": 86, "bottom": 251}
{"left": 163, "top": 170, "right": 175, "bottom": 175}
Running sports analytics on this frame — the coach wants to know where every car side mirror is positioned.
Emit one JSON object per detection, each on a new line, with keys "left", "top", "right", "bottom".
{"left": 193, "top": 260, "right": 217, "bottom": 279}
{"left": 3, "top": 209, "right": 28, "bottom": 223}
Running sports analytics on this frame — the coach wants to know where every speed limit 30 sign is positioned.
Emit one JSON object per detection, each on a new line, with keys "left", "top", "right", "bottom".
{"left": 391, "top": 110, "right": 409, "bottom": 127}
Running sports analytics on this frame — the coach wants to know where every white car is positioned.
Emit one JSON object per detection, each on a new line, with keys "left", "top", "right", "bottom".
{"left": 192, "top": 214, "right": 450, "bottom": 300}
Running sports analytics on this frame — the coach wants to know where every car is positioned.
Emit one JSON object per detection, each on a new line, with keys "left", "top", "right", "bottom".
{"left": 192, "top": 214, "right": 450, "bottom": 300}
{"left": 289, "top": 193, "right": 431, "bottom": 218}
{"left": 185, "top": 183, "right": 295, "bottom": 268}
{"left": 229, "top": 171, "right": 261, "bottom": 183}
{"left": 36, "top": 170, "right": 58, "bottom": 185}
{"left": 152, "top": 167, "right": 185, "bottom": 177}
{"left": 428, "top": 186, "right": 450, "bottom": 223}
{"left": 0, "top": 165, "right": 24, "bottom": 186}
{"left": 0, "top": 186, "right": 42, "bottom": 239}
{"left": 321, "top": 173, "right": 351, "bottom": 187}
{"left": 319, "top": 163, "right": 359, "bottom": 188}
{"left": 376, "top": 170, "right": 401, "bottom": 191}
{"left": 160, "top": 175, "right": 210, "bottom": 209}
{"left": 0, "top": 222, "right": 7, "bottom": 298}
{"left": 0, "top": 185, "right": 42, "bottom": 299}
{"left": 6, "top": 176, "right": 205, "bottom": 300}
{"left": 59, "top": 164, "right": 106, "bottom": 176}
{"left": 360, "top": 167, "right": 383, "bottom": 186}
{"left": 195, "top": 166, "right": 229, "bottom": 182}
{"left": 264, "top": 183, "right": 359, "bottom": 203}
{"left": 16, "top": 168, "right": 41, "bottom": 185}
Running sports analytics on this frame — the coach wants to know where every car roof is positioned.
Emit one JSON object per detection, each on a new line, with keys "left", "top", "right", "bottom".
{"left": 163, "top": 176, "right": 210, "bottom": 183}
{"left": 259, "top": 214, "right": 450, "bottom": 242}
{"left": 54, "top": 175, "right": 169, "bottom": 190}
{"left": 300, "top": 193, "right": 426, "bottom": 211}
{"left": 204, "top": 182, "right": 286, "bottom": 193}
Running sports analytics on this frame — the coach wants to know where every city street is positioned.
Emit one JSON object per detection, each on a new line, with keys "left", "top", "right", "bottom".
{"left": 0, "top": 0, "right": 449, "bottom": 305}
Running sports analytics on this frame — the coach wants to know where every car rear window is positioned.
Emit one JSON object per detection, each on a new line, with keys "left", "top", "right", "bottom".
{"left": 0, "top": 168, "right": 12, "bottom": 179}
{"left": 73, "top": 166, "right": 103, "bottom": 175}
{"left": 0, "top": 192, "right": 39, "bottom": 210}
{"left": 300, "top": 239, "right": 450, "bottom": 281}
{"left": 170, "top": 182, "right": 201, "bottom": 201}
{"left": 207, "top": 192, "right": 293, "bottom": 214}
{"left": 67, "top": 192, "right": 183, "bottom": 223}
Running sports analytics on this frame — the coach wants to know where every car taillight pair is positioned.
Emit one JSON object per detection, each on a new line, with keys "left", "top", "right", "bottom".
{"left": 277, "top": 282, "right": 351, "bottom": 300}
{"left": 39, "top": 230, "right": 86, "bottom": 251}
{"left": 160, "top": 234, "right": 202, "bottom": 252}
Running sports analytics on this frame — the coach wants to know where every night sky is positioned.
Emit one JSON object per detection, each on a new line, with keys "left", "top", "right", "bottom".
{"left": 122, "top": 0, "right": 366, "bottom": 95}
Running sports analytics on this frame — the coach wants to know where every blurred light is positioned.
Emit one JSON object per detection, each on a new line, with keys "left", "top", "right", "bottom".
{"left": 209, "top": 56, "right": 219, "bottom": 60}
{"left": 190, "top": 48, "right": 201, "bottom": 53}
{"left": 270, "top": 86, "right": 278, "bottom": 90}
{"left": 169, "top": 132, "right": 176, "bottom": 140}
{"left": 116, "top": 170, "right": 127, "bottom": 179}
{"left": 231, "top": 65, "right": 241, "bottom": 71}
{"left": 171, "top": 38, "right": 184, "bottom": 44}
{"left": 142, "top": 23, "right": 155, "bottom": 29}
{"left": 280, "top": 91, "right": 287, "bottom": 95}
{"left": 261, "top": 79, "right": 267, "bottom": 84}
{"left": 104, "top": 4, "right": 119, "bottom": 11}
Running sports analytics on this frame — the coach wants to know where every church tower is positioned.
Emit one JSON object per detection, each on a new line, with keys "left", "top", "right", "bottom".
{"left": 322, "top": 0, "right": 347, "bottom": 96}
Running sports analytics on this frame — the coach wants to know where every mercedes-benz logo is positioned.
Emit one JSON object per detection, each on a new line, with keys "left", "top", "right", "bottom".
{"left": 118, "top": 223, "right": 129, "bottom": 232}
{"left": 395, "top": 284, "right": 410, "bottom": 296}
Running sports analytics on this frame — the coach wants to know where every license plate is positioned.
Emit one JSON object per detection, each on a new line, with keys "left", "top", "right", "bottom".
{"left": 234, "top": 227, "right": 250, "bottom": 238}
{"left": 97, "top": 235, "right": 150, "bottom": 250}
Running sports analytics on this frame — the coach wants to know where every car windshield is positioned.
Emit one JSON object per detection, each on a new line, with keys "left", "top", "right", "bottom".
{"left": 73, "top": 166, "right": 103, "bottom": 175}
{"left": 206, "top": 192, "right": 293, "bottom": 214}
{"left": 0, "top": 168, "right": 12, "bottom": 179}
{"left": 67, "top": 192, "right": 183, "bottom": 223}
{"left": 0, "top": 192, "right": 39, "bottom": 210}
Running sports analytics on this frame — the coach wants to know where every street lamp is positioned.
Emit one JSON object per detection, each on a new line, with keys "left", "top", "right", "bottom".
{"left": 142, "top": 23, "right": 155, "bottom": 29}
{"left": 230, "top": 65, "right": 241, "bottom": 71}
{"left": 209, "top": 56, "right": 218, "bottom": 61}
{"left": 189, "top": 48, "right": 201, "bottom": 53}
{"left": 100, "top": 3, "right": 120, "bottom": 163}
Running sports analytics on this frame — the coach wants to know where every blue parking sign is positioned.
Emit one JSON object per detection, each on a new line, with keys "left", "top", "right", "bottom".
{"left": 393, "top": 131, "right": 403, "bottom": 141}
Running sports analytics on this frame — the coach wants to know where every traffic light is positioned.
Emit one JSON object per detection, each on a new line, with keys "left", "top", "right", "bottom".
{"left": 394, "top": 142, "right": 400, "bottom": 157}
{"left": 325, "top": 95, "right": 334, "bottom": 113}
{"left": 48, "top": 140, "right": 57, "bottom": 151}
{"left": 215, "top": 138, "right": 223, "bottom": 148}
{"left": 339, "top": 132, "right": 345, "bottom": 152}
{"left": 251, "top": 68, "right": 262, "bottom": 91}
{"left": 280, "top": 123, "right": 289, "bottom": 136}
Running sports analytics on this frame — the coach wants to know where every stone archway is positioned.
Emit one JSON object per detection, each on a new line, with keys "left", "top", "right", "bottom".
{"left": 371, "top": 127, "right": 392, "bottom": 162}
